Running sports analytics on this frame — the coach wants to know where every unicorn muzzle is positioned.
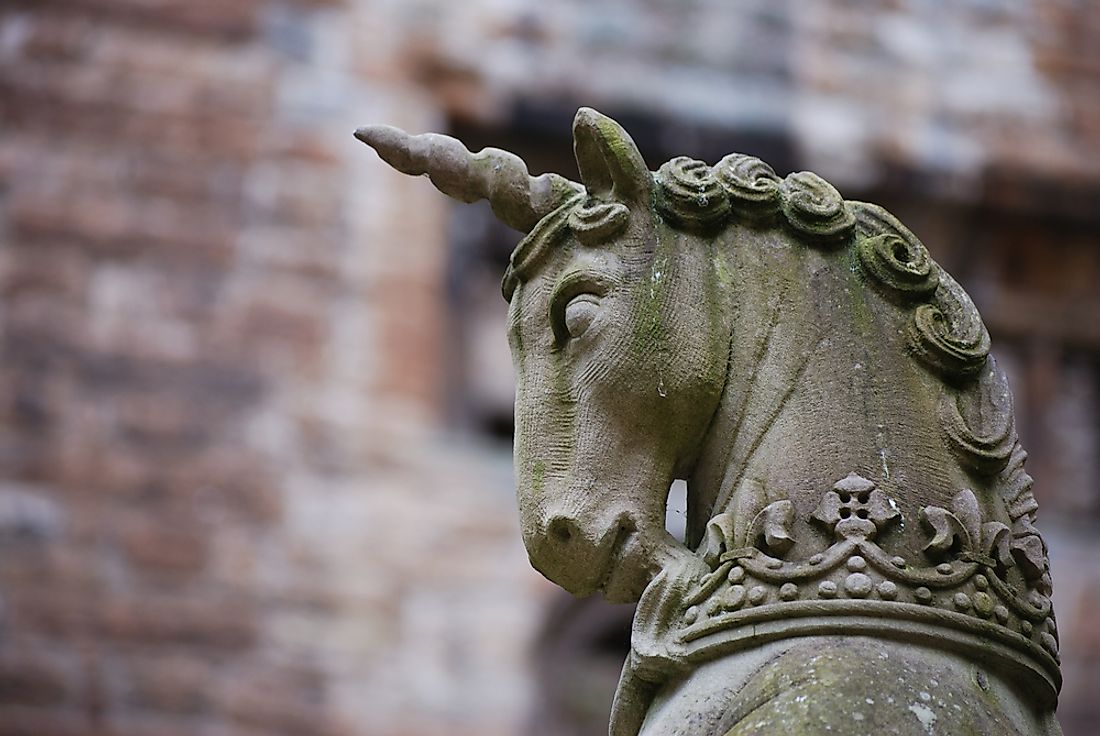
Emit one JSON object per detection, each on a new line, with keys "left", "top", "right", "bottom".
{"left": 524, "top": 509, "right": 638, "bottom": 599}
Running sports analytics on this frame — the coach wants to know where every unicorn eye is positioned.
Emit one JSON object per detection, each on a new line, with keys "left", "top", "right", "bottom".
{"left": 549, "top": 270, "right": 615, "bottom": 345}
{"left": 563, "top": 294, "right": 601, "bottom": 338}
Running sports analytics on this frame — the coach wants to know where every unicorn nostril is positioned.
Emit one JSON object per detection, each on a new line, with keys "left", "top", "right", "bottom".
{"left": 547, "top": 516, "right": 576, "bottom": 544}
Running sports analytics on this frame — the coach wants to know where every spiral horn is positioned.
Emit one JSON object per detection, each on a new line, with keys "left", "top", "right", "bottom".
{"left": 354, "top": 125, "right": 583, "bottom": 233}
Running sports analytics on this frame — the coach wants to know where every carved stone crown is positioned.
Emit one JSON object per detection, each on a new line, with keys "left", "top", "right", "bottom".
{"left": 630, "top": 471, "right": 1060, "bottom": 708}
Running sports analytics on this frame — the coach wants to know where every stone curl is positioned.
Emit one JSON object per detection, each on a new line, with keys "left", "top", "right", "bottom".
{"left": 569, "top": 199, "right": 631, "bottom": 246}
{"left": 655, "top": 157, "right": 731, "bottom": 230}
{"left": 653, "top": 156, "right": 857, "bottom": 246}
{"left": 713, "top": 153, "right": 782, "bottom": 219}
{"left": 908, "top": 270, "right": 992, "bottom": 381}
{"left": 779, "top": 171, "right": 855, "bottom": 242}
{"left": 857, "top": 232, "right": 940, "bottom": 303}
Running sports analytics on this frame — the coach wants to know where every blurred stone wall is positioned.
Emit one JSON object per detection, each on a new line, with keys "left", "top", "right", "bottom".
{"left": 0, "top": 2, "right": 554, "bottom": 735}
{"left": 0, "top": 1, "right": 1097, "bottom": 735}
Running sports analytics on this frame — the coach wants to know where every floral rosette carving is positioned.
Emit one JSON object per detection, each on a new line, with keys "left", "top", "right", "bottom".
{"left": 655, "top": 157, "right": 730, "bottom": 230}
{"left": 812, "top": 473, "right": 901, "bottom": 540}
{"left": 908, "top": 270, "right": 991, "bottom": 380}
{"left": 857, "top": 232, "right": 940, "bottom": 303}
{"left": 568, "top": 198, "right": 630, "bottom": 245}
{"left": 713, "top": 153, "right": 782, "bottom": 220}
{"left": 779, "top": 171, "right": 855, "bottom": 243}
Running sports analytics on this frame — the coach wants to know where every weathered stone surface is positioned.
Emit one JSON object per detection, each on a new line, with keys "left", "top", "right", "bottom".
{"left": 359, "top": 107, "right": 1063, "bottom": 734}
{"left": 0, "top": 4, "right": 541, "bottom": 735}
{"left": 2, "top": 1, "right": 1097, "bottom": 733}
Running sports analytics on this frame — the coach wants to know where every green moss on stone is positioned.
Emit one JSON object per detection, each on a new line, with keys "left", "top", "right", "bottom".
{"left": 532, "top": 460, "right": 546, "bottom": 494}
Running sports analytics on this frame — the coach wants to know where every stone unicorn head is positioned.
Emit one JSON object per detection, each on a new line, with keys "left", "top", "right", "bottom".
{"left": 358, "top": 109, "right": 727, "bottom": 603}
{"left": 357, "top": 109, "right": 1061, "bottom": 736}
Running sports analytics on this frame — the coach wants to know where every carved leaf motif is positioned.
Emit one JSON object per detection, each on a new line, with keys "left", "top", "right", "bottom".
{"left": 701, "top": 513, "right": 736, "bottom": 568}
{"left": 627, "top": 556, "right": 700, "bottom": 687}
{"left": 748, "top": 500, "right": 795, "bottom": 556}
{"left": 920, "top": 505, "right": 971, "bottom": 560}
{"left": 865, "top": 489, "right": 902, "bottom": 532}
{"left": 1012, "top": 534, "right": 1048, "bottom": 581}
{"left": 981, "top": 522, "right": 1014, "bottom": 569}
{"left": 731, "top": 478, "right": 767, "bottom": 552}
{"left": 950, "top": 489, "right": 983, "bottom": 548}
{"left": 811, "top": 491, "right": 843, "bottom": 532}
{"left": 1009, "top": 513, "right": 1050, "bottom": 582}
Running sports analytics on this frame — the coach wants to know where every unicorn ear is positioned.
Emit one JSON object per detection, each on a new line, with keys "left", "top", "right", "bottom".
{"left": 572, "top": 108, "right": 652, "bottom": 205}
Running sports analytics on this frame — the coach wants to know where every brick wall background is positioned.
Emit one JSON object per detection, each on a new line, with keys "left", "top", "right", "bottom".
{"left": 0, "top": 1, "right": 1097, "bottom": 735}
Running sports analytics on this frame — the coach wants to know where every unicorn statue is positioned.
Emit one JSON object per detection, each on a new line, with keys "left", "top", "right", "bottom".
{"left": 356, "top": 108, "right": 1061, "bottom": 735}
